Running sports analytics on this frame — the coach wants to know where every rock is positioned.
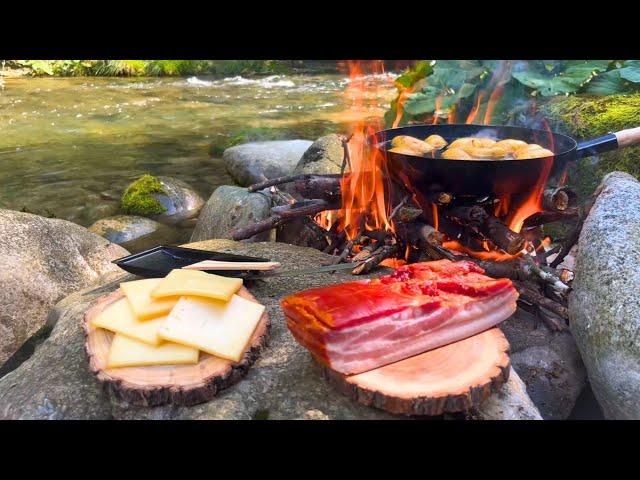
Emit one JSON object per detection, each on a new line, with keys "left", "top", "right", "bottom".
{"left": 151, "top": 176, "right": 205, "bottom": 224}
{"left": 293, "top": 134, "right": 344, "bottom": 176}
{"left": 190, "top": 186, "right": 274, "bottom": 243}
{"left": 499, "top": 309, "right": 586, "bottom": 419}
{"left": 0, "top": 239, "right": 541, "bottom": 420}
{"left": 0, "top": 209, "right": 128, "bottom": 367}
{"left": 569, "top": 171, "right": 640, "bottom": 419}
{"left": 0, "top": 277, "right": 130, "bottom": 419}
{"left": 474, "top": 367, "right": 543, "bottom": 420}
{"left": 121, "top": 175, "right": 204, "bottom": 224}
{"left": 88, "top": 215, "right": 178, "bottom": 252}
{"left": 223, "top": 140, "right": 313, "bottom": 187}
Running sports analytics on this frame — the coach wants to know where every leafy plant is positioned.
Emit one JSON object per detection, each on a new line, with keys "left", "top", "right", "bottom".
{"left": 387, "top": 60, "right": 640, "bottom": 127}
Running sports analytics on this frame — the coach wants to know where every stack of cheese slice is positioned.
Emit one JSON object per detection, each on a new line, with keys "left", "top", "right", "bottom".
{"left": 92, "top": 269, "right": 266, "bottom": 368}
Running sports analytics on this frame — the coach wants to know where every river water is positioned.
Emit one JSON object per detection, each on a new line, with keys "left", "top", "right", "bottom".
{"left": 0, "top": 74, "right": 396, "bottom": 227}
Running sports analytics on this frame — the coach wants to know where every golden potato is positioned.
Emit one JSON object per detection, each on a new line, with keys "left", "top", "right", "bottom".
{"left": 470, "top": 137, "right": 496, "bottom": 148}
{"left": 441, "top": 147, "right": 473, "bottom": 160}
{"left": 464, "top": 146, "right": 508, "bottom": 159}
{"left": 515, "top": 143, "right": 543, "bottom": 152}
{"left": 424, "top": 134, "right": 448, "bottom": 149}
{"left": 390, "top": 135, "right": 434, "bottom": 156}
{"left": 495, "top": 139, "right": 528, "bottom": 152}
{"left": 515, "top": 147, "right": 554, "bottom": 159}
{"left": 448, "top": 137, "right": 475, "bottom": 150}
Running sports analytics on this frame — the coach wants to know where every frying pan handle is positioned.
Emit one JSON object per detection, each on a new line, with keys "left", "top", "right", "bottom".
{"left": 575, "top": 126, "right": 640, "bottom": 159}
{"left": 614, "top": 126, "right": 640, "bottom": 148}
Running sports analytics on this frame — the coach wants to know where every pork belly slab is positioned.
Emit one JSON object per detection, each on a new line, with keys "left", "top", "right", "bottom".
{"left": 281, "top": 260, "right": 518, "bottom": 375}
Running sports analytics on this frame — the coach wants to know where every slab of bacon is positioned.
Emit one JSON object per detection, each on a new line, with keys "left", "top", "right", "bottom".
{"left": 281, "top": 259, "right": 518, "bottom": 375}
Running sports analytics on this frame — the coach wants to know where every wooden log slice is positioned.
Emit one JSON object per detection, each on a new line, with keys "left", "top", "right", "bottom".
{"left": 83, "top": 287, "right": 269, "bottom": 407}
{"left": 321, "top": 328, "right": 510, "bottom": 416}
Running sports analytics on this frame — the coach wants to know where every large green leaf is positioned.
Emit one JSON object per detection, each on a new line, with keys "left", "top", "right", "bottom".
{"left": 394, "top": 60, "right": 434, "bottom": 89}
{"left": 403, "top": 60, "right": 487, "bottom": 115}
{"left": 512, "top": 60, "right": 612, "bottom": 96}
{"left": 617, "top": 60, "right": 640, "bottom": 83}
{"left": 583, "top": 68, "right": 640, "bottom": 95}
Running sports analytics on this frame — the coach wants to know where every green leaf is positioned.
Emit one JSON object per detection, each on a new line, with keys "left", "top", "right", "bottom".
{"left": 402, "top": 60, "right": 487, "bottom": 115}
{"left": 394, "top": 60, "right": 433, "bottom": 89}
{"left": 583, "top": 69, "right": 640, "bottom": 95}
{"left": 617, "top": 60, "right": 640, "bottom": 83}
{"left": 512, "top": 60, "right": 612, "bottom": 96}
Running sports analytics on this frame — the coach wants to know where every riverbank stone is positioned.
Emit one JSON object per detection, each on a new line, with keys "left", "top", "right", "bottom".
{"left": 190, "top": 186, "right": 274, "bottom": 242}
{"left": 223, "top": 140, "right": 312, "bottom": 187}
{"left": 121, "top": 175, "right": 204, "bottom": 224}
{"left": 0, "top": 209, "right": 128, "bottom": 368}
{"left": 569, "top": 171, "right": 640, "bottom": 419}
{"left": 88, "top": 215, "right": 178, "bottom": 252}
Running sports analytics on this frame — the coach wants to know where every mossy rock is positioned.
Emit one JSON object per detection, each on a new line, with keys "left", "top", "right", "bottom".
{"left": 121, "top": 174, "right": 166, "bottom": 216}
{"left": 541, "top": 94, "right": 640, "bottom": 197}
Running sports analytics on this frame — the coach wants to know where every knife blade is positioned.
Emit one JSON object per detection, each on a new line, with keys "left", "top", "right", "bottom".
{"left": 240, "top": 261, "right": 364, "bottom": 279}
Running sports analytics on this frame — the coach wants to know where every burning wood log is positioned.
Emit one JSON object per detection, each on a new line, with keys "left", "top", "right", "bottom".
{"left": 446, "top": 205, "right": 489, "bottom": 226}
{"left": 293, "top": 175, "right": 341, "bottom": 201}
{"left": 426, "top": 192, "right": 453, "bottom": 206}
{"left": 352, "top": 244, "right": 400, "bottom": 274}
{"left": 398, "top": 206, "right": 423, "bottom": 223}
{"left": 522, "top": 207, "right": 580, "bottom": 228}
{"left": 271, "top": 199, "right": 337, "bottom": 218}
{"left": 231, "top": 198, "right": 339, "bottom": 241}
{"left": 247, "top": 173, "right": 341, "bottom": 194}
{"left": 479, "top": 215, "right": 526, "bottom": 255}
{"left": 542, "top": 187, "right": 570, "bottom": 212}
{"left": 395, "top": 221, "right": 444, "bottom": 249}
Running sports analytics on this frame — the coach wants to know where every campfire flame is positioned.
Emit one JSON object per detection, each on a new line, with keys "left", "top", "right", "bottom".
{"left": 317, "top": 60, "right": 558, "bottom": 262}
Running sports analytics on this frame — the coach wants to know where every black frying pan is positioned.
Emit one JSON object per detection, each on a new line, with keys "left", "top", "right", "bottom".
{"left": 373, "top": 124, "right": 640, "bottom": 198}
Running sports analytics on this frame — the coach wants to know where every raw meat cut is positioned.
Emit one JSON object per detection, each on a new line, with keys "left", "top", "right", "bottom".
{"left": 281, "top": 260, "right": 518, "bottom": 375}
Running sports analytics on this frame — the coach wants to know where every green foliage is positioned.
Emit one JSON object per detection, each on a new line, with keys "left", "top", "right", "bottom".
{"left": 121, "top": 174, "right": 167, "bottom": 216}
{"left": 541, "top": 93, "right": 640, "bottom": 195}
{"left": 5, "top": 60, "right": 292, "bottom": 77}
{"left": 511, "top": 60, "right": 611, "bottom": 96}
{"left": 387, "top": 60, "right": 640, "bottom": 127}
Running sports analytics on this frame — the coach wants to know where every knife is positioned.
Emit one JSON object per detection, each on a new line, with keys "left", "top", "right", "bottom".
{"left": 237, "top": 261, "right": 364, "bottom": 280}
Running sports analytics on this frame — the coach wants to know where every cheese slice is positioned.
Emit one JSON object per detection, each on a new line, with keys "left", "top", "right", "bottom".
{"left": 107, "top": 334, "right": 199, "bottom": 368}
{"left": 120, "top": 278, "right": 179, "bottom": 321}
{"left": 150, "top": 269, "right": 243, "bottom": 302}
{"left": 92, "top": 297, "right": 168, "bottom": 346}
{"left": 158, "top": 294, "right": 264, "bottom": 362}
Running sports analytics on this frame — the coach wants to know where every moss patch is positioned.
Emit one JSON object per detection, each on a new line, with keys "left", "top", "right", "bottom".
{"left": 121, "top": 174, "right": 167, "bottom": 216}
{"left": 541, "top": 94, "right": 640, "bottom": 196}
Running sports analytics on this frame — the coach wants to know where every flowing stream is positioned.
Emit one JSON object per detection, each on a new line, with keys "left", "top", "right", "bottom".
{"left": 0, "top": 73, "right": 396, "bottom": 227}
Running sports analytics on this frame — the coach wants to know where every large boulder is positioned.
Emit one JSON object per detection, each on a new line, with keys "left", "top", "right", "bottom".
{"left": 569, "top": 171, "right": 640, "bottom": 419}
{"left": 190, "top": 186, "right": 274, "bottom": 242}
{"left": 293, "top": 134, "right": 344, "bottom": 176}
{"left": 121, "top": 175, "right": 205, "bottom": 224}
{"left": 0, "top": 240, "right": 540, "bottom": 420}
{"left": 88, "top": 215, "right": 178, "bottom": 253}
{"left": 223, "top": 140, "right": 312, "bottom": 187}
{"left": 500, "top": 309, "right": 586, "bottom": 419}
{"left": 0, "top": 209, "right": 128, "bottom": 367}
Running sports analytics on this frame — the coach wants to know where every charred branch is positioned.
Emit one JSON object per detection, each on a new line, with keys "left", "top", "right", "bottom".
{"left": 352, "top": 244, "right": 400, "bottom": 275}
{"left": 247, "top": 173, "right": 341, "bottom": 194}
{"left": 426, "top": 192, "right": 453, "bottom": 206}
{"left": 231, "top": 198, "right": 339, "bottom": 241}
{"left": 542, "top": 188, "right": 570, "bottom": 212}
{"left": 446, "top": 205, "right": 489, "bottom": 226}
{"left": 479, "top": 215, "right": 526, "bottom": 255}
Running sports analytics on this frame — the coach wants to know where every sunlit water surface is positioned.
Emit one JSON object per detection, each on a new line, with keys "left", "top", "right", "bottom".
{"left": 0, "top": 74, "right": 396, "bottom": 227}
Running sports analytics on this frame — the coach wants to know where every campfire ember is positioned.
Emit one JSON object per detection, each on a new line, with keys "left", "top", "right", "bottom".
{"left": 231, "top": 61, "right": 610, "bottom": 332}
